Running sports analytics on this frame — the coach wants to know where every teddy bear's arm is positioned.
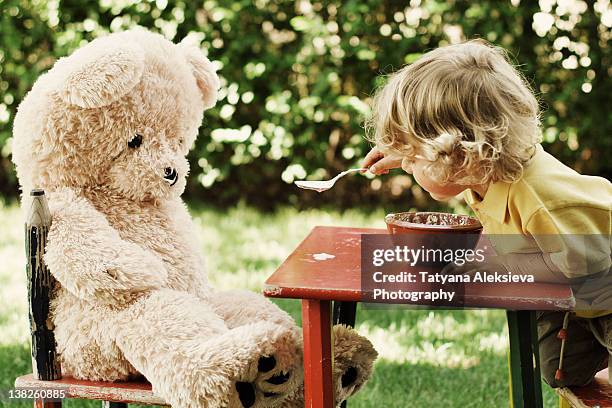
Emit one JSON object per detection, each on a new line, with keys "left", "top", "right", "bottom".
{"left": 44, "top": 189, "right": 167, "bottom": 305}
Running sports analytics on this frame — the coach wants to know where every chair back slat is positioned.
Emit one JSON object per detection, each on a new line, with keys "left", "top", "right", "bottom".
{"left": 26, "top": 189, "right": 61, "bottom": 380}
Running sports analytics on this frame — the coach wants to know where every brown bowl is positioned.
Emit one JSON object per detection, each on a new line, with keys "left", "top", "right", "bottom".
{"left": 384, "top": 212, "right": 483, "bottom": 266}
{"left": 385, "top": 211, "right": 482, "bottom": 233}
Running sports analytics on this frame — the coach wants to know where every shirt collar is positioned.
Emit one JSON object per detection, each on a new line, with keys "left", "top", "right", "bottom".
{"left": 463, "top": 144, "right": 542, "bottom": 224}
{"left": 465, "top": 181, "right": 511, "bottom": 223}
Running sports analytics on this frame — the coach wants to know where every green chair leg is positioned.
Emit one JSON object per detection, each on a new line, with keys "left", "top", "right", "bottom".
{"left": 507, "top": 310, "right": 543, "bottom": 408}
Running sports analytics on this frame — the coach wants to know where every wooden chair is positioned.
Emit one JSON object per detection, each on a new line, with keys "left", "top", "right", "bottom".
{"left": 557, "top": 368, "right": 612, "bottom": 408}
{"left": 14, "top": 189, "right": 168, "bottom": 407}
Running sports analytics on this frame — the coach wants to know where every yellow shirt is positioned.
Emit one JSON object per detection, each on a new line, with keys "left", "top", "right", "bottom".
{"left": 464, "top": 144, "right": 612, "bottom": 317}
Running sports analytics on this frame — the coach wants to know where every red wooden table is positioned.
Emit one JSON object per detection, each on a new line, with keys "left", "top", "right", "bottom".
{"left": 264, "top": 226, "right": 575, "bottom": 408}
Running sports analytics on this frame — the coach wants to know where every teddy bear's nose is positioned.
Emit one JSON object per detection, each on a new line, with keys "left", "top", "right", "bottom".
{"left": 163, "top": 167, "right": 178, "bottom": 185}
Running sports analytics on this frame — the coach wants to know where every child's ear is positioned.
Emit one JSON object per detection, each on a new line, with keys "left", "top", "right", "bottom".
{"left": 178, "top": 44, "right": 220, "bottom": 110}
{"left": 55, "top": 40, "right": 145, "bottom": 109}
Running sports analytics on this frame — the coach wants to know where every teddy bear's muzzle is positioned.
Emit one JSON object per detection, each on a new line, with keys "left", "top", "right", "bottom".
{"left": 163, "top": 167, "right": 179, "bottom": 186}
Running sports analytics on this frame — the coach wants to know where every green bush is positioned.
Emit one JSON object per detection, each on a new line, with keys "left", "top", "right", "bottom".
{"left": 0, "top": 0, "right": 609, "bottom": 209}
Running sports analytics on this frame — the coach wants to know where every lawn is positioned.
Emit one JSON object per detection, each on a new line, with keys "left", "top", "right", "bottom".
{"left": 0, "top": 201, "right": 558, "bottom": 407}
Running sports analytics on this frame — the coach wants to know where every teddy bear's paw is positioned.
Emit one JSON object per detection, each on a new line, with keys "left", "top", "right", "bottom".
{"left": 332, "top": 325, "right": 378, "bottom": 404}
{"left": 255, "top": 353, "right": 303, "bottom": 402}
{"left": 224, "top": 324, "right": 302, "bottom": 408}
{"left": 234, "top": 358, "right": 291, "bottom": 407}
{"left": 231, "top": 353, "right": 301, "bottom": 408}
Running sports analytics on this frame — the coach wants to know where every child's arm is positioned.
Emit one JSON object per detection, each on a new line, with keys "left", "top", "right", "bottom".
{"left": 445, "top": 252, "right": 570, "bottom": 283}
{"left": 527, "top": 207, "right": 611, "bottom": 280}
{"left": 448, "top": 206, "right": 610, "bottom": 283}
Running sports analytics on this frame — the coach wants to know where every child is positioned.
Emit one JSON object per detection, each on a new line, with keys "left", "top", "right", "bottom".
{"left": 362, "top": 39, "right": 612, "bottom": 388}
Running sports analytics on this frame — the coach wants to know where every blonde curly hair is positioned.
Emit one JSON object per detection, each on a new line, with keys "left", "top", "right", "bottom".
{"left": 366, "top": 39, "right": 541, "bottom": 185}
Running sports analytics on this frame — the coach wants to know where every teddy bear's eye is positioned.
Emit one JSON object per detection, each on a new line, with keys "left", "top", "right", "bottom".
{"left": 128, "top": 134, "right": 143, "bottom": 149}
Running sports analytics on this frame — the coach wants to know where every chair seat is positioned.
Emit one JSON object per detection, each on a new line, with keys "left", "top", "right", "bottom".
{"left": 557, "top": 368, "right": 612, "bottom": 408}
{"left": 15, "top": 373, "right": 168, "bottom": 406}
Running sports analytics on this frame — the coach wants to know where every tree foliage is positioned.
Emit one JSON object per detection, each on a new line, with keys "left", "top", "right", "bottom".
{"left": 0, "top": 0, "right": 609, "bottom": 209}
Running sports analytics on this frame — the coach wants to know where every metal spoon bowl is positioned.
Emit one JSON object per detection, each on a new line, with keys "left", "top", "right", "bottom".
{"left": 294, "top": 168, "right": 367, "bottom": 192}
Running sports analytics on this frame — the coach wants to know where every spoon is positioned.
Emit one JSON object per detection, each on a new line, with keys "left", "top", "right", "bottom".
{"left": 294, "top": 168, "right": 367, "bottom": 192}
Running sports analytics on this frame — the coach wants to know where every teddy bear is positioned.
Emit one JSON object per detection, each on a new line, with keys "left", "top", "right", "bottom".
{"left": 11, "top": 28, "right": 377, "bottom": 408}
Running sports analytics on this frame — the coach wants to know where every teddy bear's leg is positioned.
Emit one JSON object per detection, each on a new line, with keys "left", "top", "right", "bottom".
{"left": 279, "top": 325, "right": 378, "bottom": 408}
{"left": 209, "top": 292, "right": 377, "bottom": 406}
{"left": 111, "top": 288, "right": 302, "bottom": 408}
{"left": 330, "top": 325, "right": 378, "bottom": 404}
{"left": 208, "top": 289, "right": 304, "bottom": 403}
{"left": 209, "top": 289, "right": 296, "bottom": 332}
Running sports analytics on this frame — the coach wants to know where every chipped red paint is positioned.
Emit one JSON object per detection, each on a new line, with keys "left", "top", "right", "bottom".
{"left": 558, "top": 369, "right": 612, "bottom": 408}
{"left": 15, "top": 374, "right": 168, "bottom": 406}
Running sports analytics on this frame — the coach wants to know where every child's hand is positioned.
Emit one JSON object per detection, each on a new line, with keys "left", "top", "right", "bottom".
{"left": 361, "top": 147, "right": 403, "bottom": 175}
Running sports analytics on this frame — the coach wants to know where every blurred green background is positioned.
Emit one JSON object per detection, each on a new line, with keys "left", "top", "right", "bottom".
{"left": 0, "top": 0, "right": 610, "bottom": 210}
{"left": 0, "top": 1, "right": 610, "bottom": 407}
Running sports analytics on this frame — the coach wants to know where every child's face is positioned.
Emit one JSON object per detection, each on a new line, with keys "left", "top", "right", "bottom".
{"left": 402, "top": 157, "right": 466, "bottom": 201}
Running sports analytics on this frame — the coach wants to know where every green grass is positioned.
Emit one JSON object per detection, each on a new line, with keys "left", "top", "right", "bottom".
{"left": 0, "top": 202, "right": 558, "bottom": 407}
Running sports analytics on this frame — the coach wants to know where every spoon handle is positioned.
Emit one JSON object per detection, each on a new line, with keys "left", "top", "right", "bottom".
{"left": 344, "top": 168, "right": 368, "bottom": 173}
{"left": 336, "top": 168, "right": 368, "bottom": 179}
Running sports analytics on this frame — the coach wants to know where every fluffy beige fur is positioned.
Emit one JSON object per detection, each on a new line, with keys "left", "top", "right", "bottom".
{"left": 12, "top": 29, "right": 376, "bottom": 408}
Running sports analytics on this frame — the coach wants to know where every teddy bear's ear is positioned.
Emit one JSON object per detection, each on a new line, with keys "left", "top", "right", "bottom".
{"left": 178, "top": 44, "right": 220, "bottom": 109}
{"left": 56, "top": 41, "right": 145, "bottom": 109}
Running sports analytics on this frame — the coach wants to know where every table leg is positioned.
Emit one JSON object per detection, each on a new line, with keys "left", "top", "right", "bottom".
{"left": 333, "top": 301, "right": 357, "bottom": 408}
{"left": 34, "top": 400, "right": 61, "bottom": 408}
{"left": 302, "top": 299, "right": 334, "bottom": 408}
{"left": 507, "top": 310, "right": 543, "bottom": 408}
